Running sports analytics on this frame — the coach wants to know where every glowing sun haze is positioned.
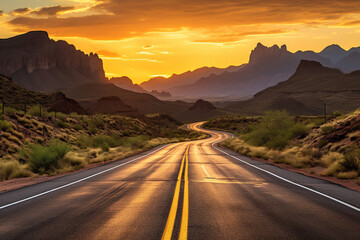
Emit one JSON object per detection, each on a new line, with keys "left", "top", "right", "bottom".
{"left": 1, "top": 0, "right": 360, "bottom": 83}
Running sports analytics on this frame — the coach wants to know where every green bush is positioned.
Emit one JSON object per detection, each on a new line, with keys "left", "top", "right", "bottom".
{"left": 55, "top": 120, "right": 68, "bottom": 128}
{"left": 0, "top": 160, "right": 31, "bottom": 181}
{"left": 245, "top": 111, "right": 308, "bottom": 149}
{"left": 321, "top": 125, "right": 334, "bottom": 135}
{"left": 84, "top": 118, "right": 105, "bottom": 134}
{"left": 0, "top": 119, "right": 12, "bottom": 131}
{"left": 20, "top": 140, "right": 71, "bottom": 173}
{"left": 56, "top": 112, "right": 67, "bottom": 121}
{"left": 4, "top": 106, "right": 20, "bottom": 114}
{"left": 28, "top": 105, "right": 44, "bottom": 117}
{"left": 75, "top": 134, "right": 150, "bottom": 150}
{"left": 76, "top": 134, "right": 93, "bottom": 149}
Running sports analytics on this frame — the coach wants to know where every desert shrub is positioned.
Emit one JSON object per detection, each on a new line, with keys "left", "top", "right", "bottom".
{"left": 290, "top": 123, "right": 309, "bottom": 139}
{"left": 336, "top": 171, "right": 358, "bottom": 179}
{"left": 341, "top": 149, "right": 360, "bottom": 172}
{"left": 318, "top": 139, "right": 329, "bottom": 148}
{"left": 55, "top": 120, "right": 68, "bottom": 128}
{"left": 4, "top": 106, "right": 19, "bottom": 114}
{"left": 332, "top": 111, "right": 342, "bottom": 117}
{"left": 20, "top": 140, "right": 71, "bottom": 173}
{"left": 0, "top": 119, "right": 12, "bottom": 131}
{"left": 74, "top": 124, "right": 83, "bottom": 130}
{"left": 245, "top": 111, "right": 308, "bottom": 149}
{"left": 69, "top": 112, "right": 80, "bottom": 118}
{"left": 75, "top": 134, "right": 150, "bottom": 151}
{"left": 60, "top": 152, "right": 87, "bottom": 171}
{"left": 0, "top": 160, "right": 31, "bottom": 181}
{"left": 320, "top": 125, "right": 334, "bottom": 135}
{"left": 56, "top": 112, "right": 67, "bottom": 121}
{"left": 28, "top": 105, "right": 42, "bottom": 117}
{"left": 321, "top": 152, "right": 343, "bottom": 167}
{"left": 321, "top": 161, "right": 341, "bottom": 176}
{"left": 84, "top": 118, "right": 105, "bottom": 134}
{"left": 100, "top": 143, "right": 110, "bottom": 152}
{"left": 311, "top": 118, "right": 325, "bottom": 128}
{"left": 76, "top": 134, "right": 93, "bottom": 149}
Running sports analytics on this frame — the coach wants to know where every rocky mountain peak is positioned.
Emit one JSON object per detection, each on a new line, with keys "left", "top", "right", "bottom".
{"left": 293, "top": 60, "right": 329, "bottom": 76}
{"left": 0, "top": 31, "right": 106, "bottom": 92}
{"left": 249, "top": 43, "right": 289, "bottom": 65}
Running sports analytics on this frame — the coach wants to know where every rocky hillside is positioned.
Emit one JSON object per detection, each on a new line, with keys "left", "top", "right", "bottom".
{"left": 0, "top": 73, "right": 85, "bottom": 114}
{"left": 0, "top": 31, "right": 106, "bottom": 92}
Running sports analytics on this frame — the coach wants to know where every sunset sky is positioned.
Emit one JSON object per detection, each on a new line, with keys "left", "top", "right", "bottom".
{"left": 1, "top": 0, "right": 360, "bottom": 83}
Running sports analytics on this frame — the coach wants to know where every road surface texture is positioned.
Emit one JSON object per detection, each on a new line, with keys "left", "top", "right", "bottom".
{"left": 0, "top": 122, "right": 359, "bottom": 239}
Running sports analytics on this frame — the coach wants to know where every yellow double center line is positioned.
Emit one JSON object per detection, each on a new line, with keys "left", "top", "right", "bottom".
{"left": 162, "top": 145, "right": 190, "bottom": 240}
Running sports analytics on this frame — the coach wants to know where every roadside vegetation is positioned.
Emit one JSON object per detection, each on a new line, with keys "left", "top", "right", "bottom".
{"left": 204, "top": 110, "right": 360, "bottom": 185}
{"left": 0, "top": 111, "right": 207, "bottom": 181}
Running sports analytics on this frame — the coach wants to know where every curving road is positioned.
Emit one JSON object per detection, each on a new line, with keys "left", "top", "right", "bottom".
{"left": 0, "top": 122, "right": 359, "bottom": 239}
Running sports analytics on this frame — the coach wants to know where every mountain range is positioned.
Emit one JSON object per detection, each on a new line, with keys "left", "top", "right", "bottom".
{"left": 138, "top": 43, "right": 360, "bottom": 101}
{"left": 108, "top": 76, "right": 146, "bottom": 93}
{"left": 140, "top": 65, "right": 244, "bottom": 92}
{"left": 2, "top": 31, "right": 360, "bottom": 121}
{"left": 226, "top": 60, "right": 360, "bottom": 115}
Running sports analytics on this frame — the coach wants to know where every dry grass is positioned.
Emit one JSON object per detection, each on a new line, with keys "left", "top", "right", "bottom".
{"left": 0, "top": 160, "right": 32, "bottom": 181}
{"left": 336, "top": 171, "right": 358, "bottom": 179}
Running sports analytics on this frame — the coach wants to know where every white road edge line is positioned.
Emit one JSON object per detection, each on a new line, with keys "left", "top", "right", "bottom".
{"left": 0, "top": 144, "right": 170, "bottom": 210}
{"left": 209, "top": 133, "right": 360, "bottom": 212}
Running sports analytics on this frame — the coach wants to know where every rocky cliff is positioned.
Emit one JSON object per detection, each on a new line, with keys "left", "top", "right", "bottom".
{"left": 0, "top": 31, "right": 106, "bottom": 92}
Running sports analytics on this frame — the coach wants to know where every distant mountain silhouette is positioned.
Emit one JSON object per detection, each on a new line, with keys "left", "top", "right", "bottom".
{"left": 173, "top": 99, "right": 225, "bottom": 122}
{"left": 87, "top": 96, "right": 137, "bottom": 114}
{"left": 225, "top": 60, "right": 360, "bottom": 115}
{"left": 108, "top": 76, "right": 146, "bottom": 93}
{"left": 188, "top": 99, "right": 216, "bottom": 110}
{"left": 0, "top": 31, "right": 106, "bottom": 92}
{"left": 168, "top": 43, "right": 329, "bottom": 99}
{"left": 319, "top": 44, "right": 349, "bottom": 64}
{"left": 167, "top": 43, "right": 360, "bottom": 100}
{"left": 150, "top": 90, "right": 172, "bottom": 98}
{"left": 336, "top": 52, "right": 360, "bottom": 73}
{"left": 64, "top": 83, "right": 190, "bottom": 115}
{"left": 140, "top": 65, "right": 244, "bottom": 92}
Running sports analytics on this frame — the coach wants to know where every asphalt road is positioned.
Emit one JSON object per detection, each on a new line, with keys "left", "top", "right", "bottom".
{"left": 0, "top": 122, "right": 359, "bottom": 240}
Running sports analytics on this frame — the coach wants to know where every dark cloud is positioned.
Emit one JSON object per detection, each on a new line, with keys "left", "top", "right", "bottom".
{"left": 32, "top": 5, "right": 75, "bottom": 16}
{"left": 12, "top": 8, "right": 31, "bottom": 15}
{"left": 8, "top": 0, "right": 360, "bottom": 40}
{"left": 0, "top": 10, "right": 3, "bottom": 17}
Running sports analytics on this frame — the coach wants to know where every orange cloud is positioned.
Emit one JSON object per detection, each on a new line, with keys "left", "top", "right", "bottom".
{"left": 192, "top": 29, "right": 289, "bottom": 43}
{"left": 7, "top": 0, "right": 360, "bottom": 40}
{"left": 97, "top": 49, "right": 122, "bottom": 58}
{"left": 32, "top": 5, "right": 75, "bottom": 16}
{"left": 343, "top": 20, "right": 360, "bottom": 26}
